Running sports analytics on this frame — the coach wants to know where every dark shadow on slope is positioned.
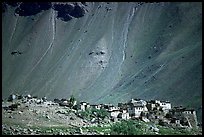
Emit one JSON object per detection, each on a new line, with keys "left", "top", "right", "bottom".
{"left": 70, "top": 5, "right": 85, "bottom": 18}
{"left": 15, "top": 2, "right": 52, "bottom": 16}
{"left": 2, "top": 2, "right": 7, "bottom": 13}
{"left": 53, "top": 3, "right": 74, "bottom": 21}
{"left": 53, "top": 3, "right": 86, "bottom": 22}
{"left": 6, "top": 2, "right": 19, "bottom": 7}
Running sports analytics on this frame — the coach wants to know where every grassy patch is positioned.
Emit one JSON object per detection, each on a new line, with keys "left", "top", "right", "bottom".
{"left": 110, "top": 119, "right": 148, "bottom": 135}
{"left": 78, "top": 108, "right": 109, "bottom": 121}
{"left": 84, "top": 125, "right": 111, "bottom": 134}
{"left": 157, "top": 125, "right": 200, "bottom": 135}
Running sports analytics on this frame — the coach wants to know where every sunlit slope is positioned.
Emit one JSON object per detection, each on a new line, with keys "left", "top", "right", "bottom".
{"left": 2, "top": 2, "right": 202, "bottom": 120}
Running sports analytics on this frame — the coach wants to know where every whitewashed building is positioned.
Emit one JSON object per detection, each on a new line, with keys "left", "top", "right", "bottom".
{"left": 159, "top": 101, "right": 171, "bottom": 113}
{"left": 127, "top": 105, "right": 144, "bottom": 118}
{"left": 118, "top": 109, "right": 130, "bottom": 120}
{"left": 108, "top": 105, "right": 119, "bottom": 111}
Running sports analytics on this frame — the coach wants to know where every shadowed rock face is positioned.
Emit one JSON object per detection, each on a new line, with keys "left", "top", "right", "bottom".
{"left": 4, "top": 2, "right": 86, "bottom": 21}
{"left": 2, "top": 2, "right": 202, "bottom": 121}
{"left": 15, "top": 2, "right": 52, "bottom": 16}
{"left": 2, "top": 2, "right": 7, "bottom": 13}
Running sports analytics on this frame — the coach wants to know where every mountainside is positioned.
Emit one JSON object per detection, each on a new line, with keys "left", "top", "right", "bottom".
{"left": 2, "top": 2, "right": 202, "bottom": 121}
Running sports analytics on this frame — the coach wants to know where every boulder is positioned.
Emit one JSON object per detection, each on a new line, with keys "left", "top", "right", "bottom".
{"left": 9, "top": 103, "right": 20, "bottom": 111}
{"left": 8, "top": 94, "right": 17, "bottom": 102}
{"left": 42, "top": 96, "right": 47, "bottom": 102}
{"left": 70, "top": 117, "right": 75, "bottom": 120}
{"left": 46, "top": 115, "right": 50, "bottom": 120}
{"left": 149, "top": 125, "right": 159, "bottom": 132}
{"left": 26, "top": 94, "right": 32, "bottom": 99}
{"left": 36, "top": 99, "right": 42, "bottom": 104}
{"left": 142, "top": 117, "right": 150, "bottom": 123}
{"left": 54, "top": 98, "right": 61, "bottom": 103}
{"left": 91, "top": 118, "right": 96, "bottom": 123}
{"left": 17, "top": 95, "right": 23, "bottom": 100}
{"left": 9, "top": 116, "right": 13, "bottom": 118}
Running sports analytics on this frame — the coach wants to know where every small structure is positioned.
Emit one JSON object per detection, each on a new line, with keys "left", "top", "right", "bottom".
{"left": 108, "top": 105, "right": 119, "bottom": 111}
{"left": 170, "top": 117, "right": 181, "bottom": 125}
{"left": 90, "top": 104, "right": 101, "bottom": 110}
{"left": 182, "top": 109, "right": 198, "bottom": 129}
{"left": 118, "top": 112, "right": 130, "bottom": 120}
{"left": 170, "top": 107, "right": 198, "bottom": 129}
{"left": 78, "top": 102, "right": 90, "bottom": 111}
{"left": 117, "top": 109, "right": 130, "bottom": 120}
{"left": 108, "top": 109, "right": 120, "bottom": 118}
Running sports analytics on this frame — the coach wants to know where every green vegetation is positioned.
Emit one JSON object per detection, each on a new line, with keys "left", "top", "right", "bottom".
{"left": 78, "top": 108, "right": 109, "bottom": 121}
{"left": 108, "top": 119, "right": 201, "bottom": 135}
{"left": 68, "top": 95, "right": 76, "bottom": 108}
{"left": 83, "top": 125, "right": 111, "bottom": 135}
{"left": 110, "top": 119, "right": 148, "bottom": 135}
{"left": 157, "top": 125, "right": 200, "bottom": 135}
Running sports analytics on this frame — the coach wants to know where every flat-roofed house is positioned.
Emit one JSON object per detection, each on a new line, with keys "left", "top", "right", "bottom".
{"left": 127, "top": 104, "right": 144, "bottom": 118}
{"left": 118, "top": 109, "right": 130, "bottom": 120}
{"left": 159, "top": 101, "right": 171, "bottom": 113}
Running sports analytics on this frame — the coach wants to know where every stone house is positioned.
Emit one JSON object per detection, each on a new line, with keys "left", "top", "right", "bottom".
{"left": 169, "top": 107, "right": 198, "bottom": 129}
{"left": 146, "top": 100, "right": 160, "bottom": 111}
{"left": 117, "top": 109, "right": 130, "bottom": 120}
{"left": 126, "top": 99, "right": 149, "bottom": 118}
{"left": 127, "top": 104, "right": 144, "bottom": 118}
{"left": 118, "top": 112, "right": 130, "bottom": 120}
{"left": 182, "top": 109, "right": 198, "bottom": 129}
{"left": 159, "top": 101, "right": 171, "bottom": 113}
{"left": 146, "top": 100, "right": 171, "bottom": 113}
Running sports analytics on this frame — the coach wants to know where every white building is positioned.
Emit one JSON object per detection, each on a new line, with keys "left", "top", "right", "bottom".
{"left": 128, "top": 105, "right": 144, "bottom": 118}
{"left": 108, "top": 105, "right": 119, "bottom": 111}
{"left": 109, "top": 110, "right": 120, "bottom": 118}
{"left": 118, "top": 110, "right": 130, "bottom": 120}
{"left": 78, "top": 102, "right": 90, "bottom": 111}
{"left": 159, "top": 101, "right": 171, "bottom": 111}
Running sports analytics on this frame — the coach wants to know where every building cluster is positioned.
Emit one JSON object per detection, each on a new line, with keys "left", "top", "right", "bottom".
{"left": 5, "top": 93, "right": 198, "bottom": 129}
{"left": 75, "top": 98, "right": 198, "bottom": 129}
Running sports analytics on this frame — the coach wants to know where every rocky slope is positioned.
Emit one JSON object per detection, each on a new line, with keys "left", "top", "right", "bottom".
{"left": 2, "top": 2, "right": 202, "bottom": 121}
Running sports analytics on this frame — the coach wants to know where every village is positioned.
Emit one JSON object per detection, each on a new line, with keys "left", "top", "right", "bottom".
{"left": 2, "top": 94, "right": 201, "bottom": 135}
{"left": 68, "top": 97, "right": 199, "bottom": 129}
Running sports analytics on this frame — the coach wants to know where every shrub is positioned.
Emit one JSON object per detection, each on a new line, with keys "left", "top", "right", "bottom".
{"left": 110, "top": 120, "right": 145, "bottom": 135}
{"left": 68, "top": 95, "right": 76, "bottom": 108}
{"left": 91, "top": 108, "right": 109, "bottom": 119}
{"left": 78, "top": 108, "right": 109, "bottom": 121}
